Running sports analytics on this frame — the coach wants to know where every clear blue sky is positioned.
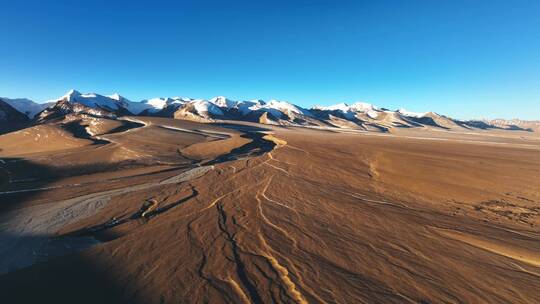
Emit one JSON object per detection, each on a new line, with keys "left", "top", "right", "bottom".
{"left": 1, "top": 0, "right": 539, "bottom": 119}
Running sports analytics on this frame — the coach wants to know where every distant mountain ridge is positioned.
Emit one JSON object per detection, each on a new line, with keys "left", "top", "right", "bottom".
{"left": 481, "top": 118, "right": 540, "bottom": 132}
{"left": 1, "top": 90, "right": 538, "bottom": 134}
{"left": 1, "top": 97, "right": 54, "bottom": 118}
{"left": 0, "top": 99, "right": 31, "bottom": 134}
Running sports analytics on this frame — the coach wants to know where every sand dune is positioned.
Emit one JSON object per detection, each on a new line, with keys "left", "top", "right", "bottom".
{"left": 0, "top": 124, "right": 94, "bottom": 157}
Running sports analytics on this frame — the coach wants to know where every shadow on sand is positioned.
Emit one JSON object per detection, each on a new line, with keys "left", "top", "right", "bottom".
{"left": 0, "top": 123, "right": 281, "bottom": 303}
{"left": 0, "top": 230, "right": 150, "bottom": 304}
{"left": 0, "top": 158, "right": 164, "bottom": 303}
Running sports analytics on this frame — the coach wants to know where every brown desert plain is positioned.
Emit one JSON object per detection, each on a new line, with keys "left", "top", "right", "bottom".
{"left": 0, "top": 116, "right": 539, "bottom": 303}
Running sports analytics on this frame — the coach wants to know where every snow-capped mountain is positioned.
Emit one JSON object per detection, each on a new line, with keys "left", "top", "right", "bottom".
{"left": 313, "top": 102, "right": 378, "bottom": 120}
{"left": 257, "top": 100, "right": 312, "bottom": 118}
{"left": 144, "top": 97, "right": 191, "bottom": 110}
{"left": 171, "top": 96, "right": 315, "bottom": 125}
{"left": 314, "top": 102, "right": 375, "bottom": 113}
{"left": 48, "top": 90, "right": 132, "bottom": 113}
{"left": 136, "top": 97, "right": 191, "bottom": 116}
{"left": 35, "top": 90, "right": 133, "bottom": 122}
{"left": 1, "top": 89, "right": 537, "bottom": 134}
{"left": 174, "top": 99, "right": 224, "bottom": 122}
{"left": 1, "top": 97, "right": 54, "bottom": 118}
{"left": 209, "top": 96, "right": 237, "bottom": 109}
{"left": 397, "top": 108, "right": 427, "bottom": 118}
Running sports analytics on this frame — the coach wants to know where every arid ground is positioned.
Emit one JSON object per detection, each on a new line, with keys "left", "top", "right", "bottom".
{"left": 1, "top": 117, "right": 539, "bottom": 303}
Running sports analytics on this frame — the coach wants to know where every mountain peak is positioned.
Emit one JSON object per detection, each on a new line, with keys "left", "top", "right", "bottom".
{"left": 312, "top": 102, "right": 374, "bottom": 113}
{"left": 63, "top": 89, "right": 82, "bottom": 101}
{"left": 349, "top": 102, "right": 375, "bottom": 112}
{"left": 0, "top": 97, "right": 54, "bottom": 119}
{"left": 108, "top": 93, "right": 123, "bottom": 101}
{"left": 210, "top": 96, "right": 238, "bottom": 108}
{"left": 210, "top": 96, "right": 228, "bottom": 101}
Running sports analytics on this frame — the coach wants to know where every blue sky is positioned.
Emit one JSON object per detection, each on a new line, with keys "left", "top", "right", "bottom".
{"left": 1, "top": 0, "right": 539, "bottom": 119}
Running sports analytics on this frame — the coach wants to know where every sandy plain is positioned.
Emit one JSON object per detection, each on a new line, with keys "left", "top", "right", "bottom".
{"left": 0, "top": 116, "right": 539, "bottom": 303}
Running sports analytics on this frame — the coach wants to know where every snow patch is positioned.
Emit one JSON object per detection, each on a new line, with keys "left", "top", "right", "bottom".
{"left": 191, "top": 100, "right": 224, "bottom": 116}
{"left": 398, "top": 108, "right": 427, "bottom": 118}
{"left": 210, "top": 96, "right": 238, "bottom": 109}
{"left": 367, "top": 110, "right": 379, "bottom": 119}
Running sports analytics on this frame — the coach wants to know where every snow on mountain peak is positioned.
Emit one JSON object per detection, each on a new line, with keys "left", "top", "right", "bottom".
{"left": 62, "top": 89, "right": 82, "bottom": 101}
{"left": 192, "top": 99, "right": 224, "bottom": 116}
{"left": 53, "top": 90, "right": 127, "bottom": 111}
{"left": 266, "top": 100, "right": 306, "bottom": 114}
{"left": 142, "top": 97, "right": 188, "bottom": 111}
{"left": 312, "top": 102, "right": 376, "bottom": 119}
{"left": 108, "top": 93, "right": 123, "bottom": 101}
{"left": 173, "top": 97, "right": 193, "bottom": 102}
{"left": 398, "top": 108, "right": 427, "bottom": 118}
{"left": 313, "top": 103, "right": 350, "bottom": 112}
{"left": 145, "top": 98, "right": 170, "bottom": 110}
{"left": 241, "top": 99, "right": 309, "bottom": 118}
{"left": 349, "top": 102, "right": 375, "bottom": 112}
{"left": 313, "top": 102, "right": 375, "bottom": 113}
{"left": 210, "top": 96, "right": 238, "bottom": 109}
{"left": 4, "top": 90, "right": 536, "bottom": 132}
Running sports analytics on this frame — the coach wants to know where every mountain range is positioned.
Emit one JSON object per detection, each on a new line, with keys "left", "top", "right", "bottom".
{"left": 1, "top": 89, "right": 538, "bottom": 134}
